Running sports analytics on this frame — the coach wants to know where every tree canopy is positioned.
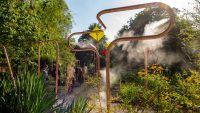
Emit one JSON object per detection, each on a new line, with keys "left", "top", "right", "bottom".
{"left": 0, "top": 0, "right": 75, "bottom": 72}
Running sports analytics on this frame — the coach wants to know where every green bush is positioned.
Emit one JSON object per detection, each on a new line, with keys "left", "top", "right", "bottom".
{"left": 58, "top": 97, "right": 90, "bottom": 113}
{"left": 0, "top": 72, "right": 57, "bottom": 113}
{"left": 119, "top": 71, "right": 200, "bottom": 113}
{"left": 70, "top": 98, "right": 89, "bottom": 113}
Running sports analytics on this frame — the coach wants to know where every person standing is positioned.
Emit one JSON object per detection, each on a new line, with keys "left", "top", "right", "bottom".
{"left": 83, "top": 65, "right": 88, "bottom": 77}
{"left": 66, "top": 64, "right": 75, "bottom": 93}
{"left": 43, "top": 64, "right": 49, "bottom": 86}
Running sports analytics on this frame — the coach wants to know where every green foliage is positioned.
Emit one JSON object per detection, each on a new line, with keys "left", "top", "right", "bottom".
{"left": 58, "top": 97, "right": 90, "bottom": 113}
{"left": 70, "top": 98, "right": 89, "bottom": 113}
{"left": 59, "top": 40, "right": 76, "bottom": 65}
{"left": 59, "top": 40, "right": 76, "bottom": 76}
{"left": 0, "top": 0, "right": 74, "bottom": 72}
{"left": 169, "top": 17, "right": 200, "bottom": 69}
{"left": 138, "top": 64, "right": 165, "bottom": 77}
{"left": 119, "top": 71, "right": 200, "bottom": 113}
{"left": 188, "top": 0, "right": 200, "bottom": 27}
{"left": 85, "top": 75, "right": 99, "bottom": 87}
{"left": 0, "top": 72, "right": 57, "bottom": 113}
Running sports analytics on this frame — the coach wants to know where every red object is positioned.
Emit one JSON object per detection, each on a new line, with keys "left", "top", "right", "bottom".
{"left": 102, "top": 49, "right": 106, "bottom": 56}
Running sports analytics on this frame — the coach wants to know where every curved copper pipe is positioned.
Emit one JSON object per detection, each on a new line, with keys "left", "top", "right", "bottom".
{"left": 55, "top": 42, "right": 60, "bottom": 95}
{"left": 36, "top": 40, "right": 60, "bottom": 95}
{"left": 67, "top": 30, "right": 103, "bottom": 112}
{"left": 67, "top": 30, "right": 103, "bottom": 49}
{"left": 35, "top": 40, "right": 59, "bottom": 78}
{"left": 0, "top": 45, "right": 16, "bottom": 88}
{"left": 71, "top": 47, "right": 100, "bottom": 76}
{"left": 97, "top": 2, "right": 174, "bottom": 30}
{"left": 71, "top": 47, "right": 102, "bottom": 113}
{"left": 96, "top": 2, "right": 175, "bottom": 112}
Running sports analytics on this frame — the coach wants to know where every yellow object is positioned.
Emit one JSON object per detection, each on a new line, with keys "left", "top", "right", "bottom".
{"left": 89, "top": 26, "right": 104, "bottom": 42}
{"left": 105, "top": 42, "right": 111, "bottom": 48}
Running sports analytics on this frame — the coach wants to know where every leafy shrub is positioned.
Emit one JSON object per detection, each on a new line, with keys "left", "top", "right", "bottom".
{"left": 70, "top": 98, "right": 89, "bottom": 113}
{"left": 58, "top": 97, "right": 90, "bottom": 113}
{"left": 0, "top": 72, "right": 57, "bottom": 113}
{"left": 119, "top": 71, "right": 200, "bottom": 113}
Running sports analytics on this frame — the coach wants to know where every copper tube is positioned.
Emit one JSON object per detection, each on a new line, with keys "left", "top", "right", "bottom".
{"left": 144, "top": 48, "right": 148, "bottom": 88}
{"left": 144, "top": 49, "right": 148, "bottom": 75}
{"left": 1, "top": 46, "right": 16, "bottom": 88}
{"left": 71, "top": 47, "right": 102, "bottom": 113}
{"left": 71, "top": 48, "right": 100, "bottom": 76}
{"left": 67, "top": 30, "right": 104, "bottom": 112}
{"left": 36, "top": 40, "right": 60, "bottom": 95}
{"left": 37, "top": 45, "right": 41, "bottom": 78}
{"left": 35, "top": 40, "right": 60, "bottom": 75}
{"left": 67, "top": 30, "right": 103, "bottom": 49}
{"left": 55, "top": 42, "right": 59, "bottom": 95}
{"left": 96, "top": 2, "right": 175, "bottom": 112}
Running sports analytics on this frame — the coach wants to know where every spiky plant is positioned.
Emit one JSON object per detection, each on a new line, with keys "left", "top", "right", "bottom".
{"left": 58, "top": 97, "right": 91, "bottom": 113}
{"left": 0, "top": 72, "right": 57, "bottom": 113}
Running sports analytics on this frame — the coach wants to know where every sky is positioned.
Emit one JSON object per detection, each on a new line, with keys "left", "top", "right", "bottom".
{"left": 65, "top": 0, "right": 196, "bottom": 41}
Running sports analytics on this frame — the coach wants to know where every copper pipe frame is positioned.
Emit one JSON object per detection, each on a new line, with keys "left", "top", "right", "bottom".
{"left": 67, "top": 34, "right": 103, "bottom": 113}
{"left": 71, "top": 47, "right": 102, "bottom": 113}
{"left": 144, "top": 48, "right": 149, "bottom": 88}
{"left": 96, "top": 2, "right": 175, "bottom": 112}
{"left": 36, "top": 41, "right": 60, "bottom": 95}
{"left": 0, "top": 45, "right": 16, "bottom": 88}
{"left": 36, "top": 40, "right": 58, "bottom": 78}
{"left": 67, "top": 30, "right": 103, "bottom": 49}
{"left": 55, "top": 42, "right": 59, "bottom": 95}
{"left": 71, "top": 47, "right": 100, "bottom": 77}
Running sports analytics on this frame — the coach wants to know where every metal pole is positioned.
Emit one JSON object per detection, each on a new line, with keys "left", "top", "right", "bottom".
{"left": 144, "top": 49, "right": 148, "bottom": 75}
{"left": 34, "top": 40, "right": 61, "bottom": 95}
{"left": 144, "top": 48, "right": 148, "bottom": 88}
{"left": 67, "top": 30, "right": 103, "bottom": 49}
{"left": 105, "top": 48, "right": 111, "bottom": 113}
{"left": 2, "top": 46, "right": 16, "bottom": 88}
{"left": 56, "top": 42, "right": 59, "bottom": 95}
{"left": 96, "top": 2, "right": 175, "bottom": 112}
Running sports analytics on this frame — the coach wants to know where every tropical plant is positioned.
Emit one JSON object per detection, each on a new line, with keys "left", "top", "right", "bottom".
{"left": 0, "top": 0, "right": 73, "bottom": 73}
{"left": 57, "top": 97, "right": 91, "bottom": 113}
{"left": 119, "top": 71, "right": 200, "bottom": 113}
{"left": 70, "top": 98, "right": 89, "bottom": 113}
{"left": 0, "top": 72, "right": 57, "bottom": 113}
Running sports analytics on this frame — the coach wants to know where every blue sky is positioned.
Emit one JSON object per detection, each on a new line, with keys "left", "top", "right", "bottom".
{"left": 65, "top": 0, "right": 118, "bottom": 32}
{"left": 65, "top": 0, "right": 195, "bottom": 41}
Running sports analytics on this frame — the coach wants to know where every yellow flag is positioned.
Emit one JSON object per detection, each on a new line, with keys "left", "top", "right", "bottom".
{"left": 89, "top": 26, "right": 104, "bottom": 42}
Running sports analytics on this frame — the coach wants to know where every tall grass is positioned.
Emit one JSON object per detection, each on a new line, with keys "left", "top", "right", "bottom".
{"left": 0, "top": 72, "right": 57, "bottom": 113}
